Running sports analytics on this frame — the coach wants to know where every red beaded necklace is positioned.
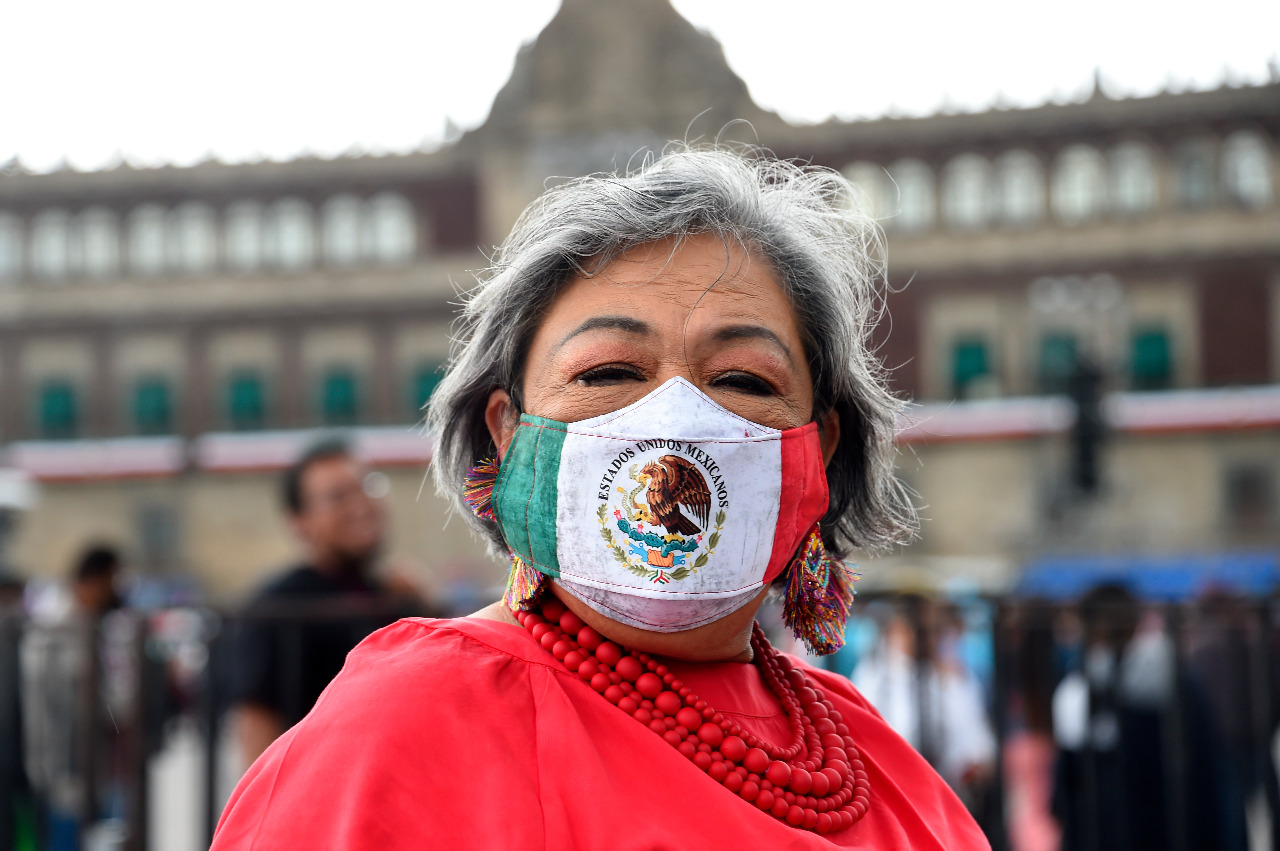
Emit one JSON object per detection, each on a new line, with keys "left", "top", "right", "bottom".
{"left": 514, "top": 598, "right": 871, "bottom": 835}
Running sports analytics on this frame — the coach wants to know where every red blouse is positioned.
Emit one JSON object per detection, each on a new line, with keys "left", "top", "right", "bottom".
{"left": 213, "top": 617, "right": 990, "bottom": 850}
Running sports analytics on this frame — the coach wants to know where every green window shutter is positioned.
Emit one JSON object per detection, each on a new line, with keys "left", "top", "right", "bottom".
{"left": 1038, "top": 333, "right": 1077, "bottom": 395}
{"left": 321, "top": 369, "right": 360, "bottom": 426}
{"left": 951, "top": 338, "right": 990, "bottom": 399}
{"left": 134, "top": 378, "right": 172, "bottom": 435}
{"left": 38, "top": 380, "right": 78, "bottom": 439}
{"left": 1131, "top": 328, "right": 1172, "bottom": 391}
{"left": 413, "top": 363, "right": 443, "bottom": 412}
{"left": 227, "top": 372, "right": 266, "bottom": 430}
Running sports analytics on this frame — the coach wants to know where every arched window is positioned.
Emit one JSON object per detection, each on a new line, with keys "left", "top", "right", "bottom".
{"left": 320, "top": 368, "right": 361, "bottom": 425}
{"left": 841, "top": 162, "right": 890, "bottom": 220}
{"left": 322, "top": 195, "right": 363, "bottom": 266}
{"left": 168, "top": 202, "right": 218, "bottom": 274}
{"left": 1172, "top": 139, "right": 1216, "bottom": 209}
{"left": 225, "top": 201, "right": 265, "bottom": 272}
{"left": 0, "top": 212, "right": 22, "bottom": 282}
{"left": 226, "top": 370, "right": 267, "bottom": 430}
{"left": 133, "top": 376, "right": 173, "bottom": 435}
{"left": 1051, "top": 145, "right": 1107, "bottom": 223}
{"left": 994, "top": 150, "right": 1045, "bottom": 226}
{"left": 941, "top": 154, "right": 993, "bottom": 230}
{"left": 887, "top": 159, "right": 935, "bottom": 232}
{"left": 37, "top": 379, "right": 79, "bottom": 439}
{"left": 30, "top": 209, "right": 72, "bottom": 280}
{"left": 363, "top": 193, "right": 415, "bottom": 264}
{"left": 1110, "top": 142, "right": 1157, "bottom": 215}
{"left": 266, "top": 198, "right": 315, "bottom": 270}
{"left": 79, "top": 207, "right": 120, "bottom": 279}
{"left": 128, "top": 204, "right": 168, "bottom": 276}
{"left": 1222, "top": 130, "right": 1273, "bottom": 209}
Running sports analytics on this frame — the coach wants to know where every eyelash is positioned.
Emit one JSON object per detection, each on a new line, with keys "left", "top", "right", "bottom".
{"left": 575, "top": 365, "right": 774, "bottom": 396}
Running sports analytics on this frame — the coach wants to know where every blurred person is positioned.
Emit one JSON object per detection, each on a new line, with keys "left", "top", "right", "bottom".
{"left": 227, "top": 437, "right": 427, "bottom": 767}
{"left": 0, "top": 572, "right": 35, "bottom": 851}
{"left": 851, "top": 594, "right": 997, "bottom": 810}
{"left": 1051, "top": 583, "right": 1239, "bottom": 851}
{"left": 20, "top": 545, "right": 133, "bottom": 851}
{"left": 212, "top": 148, "right": 990, "bottom": 848}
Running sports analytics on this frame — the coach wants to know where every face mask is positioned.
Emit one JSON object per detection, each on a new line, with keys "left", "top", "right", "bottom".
{"left": 491, "top": 377, "right": 829, "bottom": 631}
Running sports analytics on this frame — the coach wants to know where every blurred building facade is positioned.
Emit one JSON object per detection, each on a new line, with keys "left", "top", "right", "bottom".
{"left": 1, "top": 0, "right": 1277, "bottom": 599}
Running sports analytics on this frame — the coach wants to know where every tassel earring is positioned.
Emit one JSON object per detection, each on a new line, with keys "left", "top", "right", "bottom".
{"left": 782, "top": 523, "right": 860, "bottom": 656}
{"left": 465, "top": 457, "right": 549, "bottom": 611}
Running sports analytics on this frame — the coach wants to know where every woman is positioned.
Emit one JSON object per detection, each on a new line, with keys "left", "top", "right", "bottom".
{"left": 212, "top": 149, "right": 991, "bottom": 849}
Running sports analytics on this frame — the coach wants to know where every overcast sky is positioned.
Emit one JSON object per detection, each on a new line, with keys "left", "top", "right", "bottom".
{"left": 4, "top": 0, "right": 1277, "bottom": 172}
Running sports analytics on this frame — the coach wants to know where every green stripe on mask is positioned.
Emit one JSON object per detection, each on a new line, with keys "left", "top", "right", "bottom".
{"left": 492, "top": 414, "right": 566, "bottom": 577}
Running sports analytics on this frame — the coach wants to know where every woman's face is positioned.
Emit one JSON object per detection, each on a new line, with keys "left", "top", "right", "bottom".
{"left": 487, "top": 233, "right": 838, "bottom": 460}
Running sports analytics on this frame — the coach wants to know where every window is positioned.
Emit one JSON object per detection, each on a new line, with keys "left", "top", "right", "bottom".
{"left": 30, "top": 209, "right": 72, "bottom": 280}
{"left": 1051, "top": 146, "right": 1107, "bottom": 223}
{"left": 412, "top": 363, "right": 443, "bottom": 413}
{"left": 133, "top": 377, "right": 173, "bottom": 435}
{"left": 320, "top": 369, "right": 360, "bottom": 425}
{"left": 322, "top": 195, "right": 362, "bottom": 266}
{"left": 225, "top": 201, "right": 265, "bottom": 272}
{"left": 168, "top": 202, "right": 218, "bottom": 274}
{"left": 994, "top": 150, "right": 1044, "bottom": 226}
{"left": 1222, "top": 130, "right": 1273, "bottom": 209}
{"left": 842, "top": 162, "right": 890, "bottom": 219}
{"left": 363, "top": 193, "right": 415, "bottom": 265}
{"left": 887, "top": 159, "right": 935, "bottom": 232}
{"left": 0, "top": 212, "right": 21, "bottom": 282}
{"left": 1110, "top": 142, "right": 1157, "bottom": 215}
{"left": 1223, "top": 465, "right": 1273, "bottom": 534}
{"left": 37, "top": 379, "right": 79, "bottom": 439}
{"left": 226, "top": 371, "right": 266, "bottom": 430}
{"left": 266, "top": 198, "right": 315, "bottom": 270}
{"left": 951, "top": 338, "right": 991, "bottom": 399}
{"left": 1172, "top": 139, "right": 1216, "bottom": 209}
{"left": 79, "top": 207, "right": 120, "bottom": 278}
{"left": 1038, "top": 333, "right": 1078, "bottom": 394}
{"left": 1129, "top": 327, "right": 1172, "bottom": 391}
{"left": 941, "top": 154, "right": 992, "bottom": 230}
{"left": 128, "top": 204, "right": 168, "bottom": 276}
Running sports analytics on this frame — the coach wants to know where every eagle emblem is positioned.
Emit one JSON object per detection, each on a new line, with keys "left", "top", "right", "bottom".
{"left": 635, "top": 455, "right": 711, "bottom": 536}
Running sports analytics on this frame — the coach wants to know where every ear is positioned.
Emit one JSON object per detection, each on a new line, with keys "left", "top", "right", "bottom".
{"left": 485, "top": 389, "right": 519, "bottom": 459}
{"left": 817, "top": 408, "right": 841, "bottom": 467}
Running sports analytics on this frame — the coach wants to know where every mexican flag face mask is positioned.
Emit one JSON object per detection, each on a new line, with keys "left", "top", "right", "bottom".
{"left": 491, "top": 377, "right": 830, "bottom": 632}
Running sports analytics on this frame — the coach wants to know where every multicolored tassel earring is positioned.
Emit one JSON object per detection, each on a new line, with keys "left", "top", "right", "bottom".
{"left": 782, "top": 523, "right": 860, "bottom": 656}
{"left": 464, "top": 457, "right": 549, "bottom": 611}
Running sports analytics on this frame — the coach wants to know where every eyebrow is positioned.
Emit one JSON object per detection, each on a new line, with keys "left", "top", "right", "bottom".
{"left": 711, "top": 324, "right": 795, "bottom": 366}
{"left": 553, "top": 315, "right": 652, "bottom": 352}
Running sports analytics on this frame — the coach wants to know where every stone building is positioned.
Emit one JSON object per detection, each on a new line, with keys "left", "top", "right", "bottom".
{"left": 1, "top": 0, "right": 1277, "bottom": 601}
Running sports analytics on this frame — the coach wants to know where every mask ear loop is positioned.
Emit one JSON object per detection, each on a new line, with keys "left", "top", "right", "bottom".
{"left": 464, "top": 456, "right": 549, "bottom": 611}
{"left": 782, "top": 523, "right": 860, "bottom": 655}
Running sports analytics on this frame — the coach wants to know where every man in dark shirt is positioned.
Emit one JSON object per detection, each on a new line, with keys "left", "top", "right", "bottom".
{"left": 229, "top": 438, "right": 423, "bottom": 766}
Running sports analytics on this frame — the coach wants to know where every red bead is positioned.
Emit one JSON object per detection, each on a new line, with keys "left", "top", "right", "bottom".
{"left": 825, "top": 747, "right": 847, "bottom": 766}
{"left": 697, "top": 723, "right": 724, "bottom": 747}
{"left": 675, "top": 707, "right": 702, "bottom": 729}
{"left": 814, "top": 718, "right": 837, "bottom": 736}
{"left": 743, "top": 747, "right": 769, "bottom": 775}
{"left": 662, "top": 730, "right": 682, "bottom": 746}
{"left": 755, "top": 790, "right": 775, "bottom": 811}
{"left": 558, "top": 611, "right": 584, "bottom": 634}
{"left": 678, "top": 741, "right": 696, "bottom": 758}
{"left": 562, "top": 650, "right": 584, "bottom": 671}
{"left": 803, "top": 809, "right": 819, "bottom": 829}
{"left": 614, "top": 655, "right": 640, "bottom": 681}
{"left": 654, "top": 664, "right": 668, "bottom": 676}
{"left": 821, "top": 733, "right": 844, "bottom": 749}
{"left": 654, "top": 691, "right": 681, "bottom": 715}
{"left": 530, "top": 623, "right": 551, "bottom": 641}
{"left": 821, "top": 768, "right": 843, "bottom": 790}
{"left": 591, "top": 673, "right": 611, "bottom": 693}
{"left": 719, "top": 735, "right": 747, "bottom": 763}
{"left": 603, "top": 684, "right": 625, "bottom": 703}
{"left": 789, "top": 768, "right": 812, "bottom": 795}
{"left": 541, "top": 598, "right": 567, "bottom": 621}
{"left": 634, "top": 708, "right": 652, "bottom": 724}
{"left": 816, "top": 813, "right": 832, "bottom": 834}
{"left": 835, "top": 723, "right": 849, "bottom": 737}
{"left": 692, "top": 752, "right": 712, "bottom": 771}
{"left": 635, "top": 673, "right": 663, "bottom": 698}
{"left": 766, "top": 760, "right": 792, "bottom": 787}
{"left": 839, "top": 810, "right": 853, "bottom": 830}
{"left": 696, "top": 743, "right": 711, "bottom": 754}
{"left": 739, "top": 781, "right": 759, "bottom": 802}
{"left": 618, "top": 697, "right": 638, "bottom": 714}
{"left": 539, "top": 632, "right": 557, "bottom": 650}
{"left": 578, "top": 659, "right": 599, "bottom": 680}
{"left": 808, "top": 702, "right": 829, "bottom": 719}
{"left": 786, "top": 805, "right": 805, "bottom": 826}
{"left": 771, "top": 796, "right": 790, "bottom": 817}
{"left": 595, "top": 642, "right": 623, "bottom": 667}
{"left": 576, "top": 625, "right": 602, "bottom": 649}
{"left": 809, "top": 770, "right": 830, "bottom": 798}
{"left": 724, "top": 772, "right": 743, "bottom": 792}
{"left": 648, "top": 720, "right": 665, "bottom": 734}
{"left": 551, "top": 640, "right": 572, "bottom": 660}
{"left": 709, "top": 760, "right": 729, "bottom": 782}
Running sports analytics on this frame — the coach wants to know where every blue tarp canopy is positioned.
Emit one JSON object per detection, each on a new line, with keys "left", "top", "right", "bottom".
{"left": 1015, "top": 551, "right": 1280, "bottom": 601}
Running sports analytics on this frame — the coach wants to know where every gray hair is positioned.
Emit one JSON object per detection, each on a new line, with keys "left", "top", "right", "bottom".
{"left": 427, "top": 146, "right": 917, "bottom": 558}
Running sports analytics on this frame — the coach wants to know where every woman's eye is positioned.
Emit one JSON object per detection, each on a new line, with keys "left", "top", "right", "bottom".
{"left": 711, "top": 372, "right": 774, "bottom": 396}
{"left": 576, "top": 365, "right": 644, "bottom": 386}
